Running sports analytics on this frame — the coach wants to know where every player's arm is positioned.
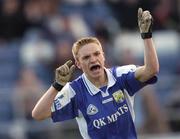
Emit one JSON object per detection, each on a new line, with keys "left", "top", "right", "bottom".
{"left": 32, "top": 60, "right": 75, "bottom": 120}
{"left": 135, "top": 8, "right": 159, "bottom": 82}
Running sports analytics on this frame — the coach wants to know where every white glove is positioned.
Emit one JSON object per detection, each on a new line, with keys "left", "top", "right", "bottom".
{"left": 138, "top": 8, "right": 153, "bottom": 39}
{"left": 55, "top": 60, "right": 75, "bottom": 86}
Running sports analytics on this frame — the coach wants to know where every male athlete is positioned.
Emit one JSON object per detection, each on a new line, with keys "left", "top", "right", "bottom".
{"left": 32, "top": 8, "right": 159, "bottom": 139}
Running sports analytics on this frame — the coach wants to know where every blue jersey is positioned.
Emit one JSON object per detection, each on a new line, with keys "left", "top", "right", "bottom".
{"left": 51, "top": 65, "right": 157, "bottom": 139}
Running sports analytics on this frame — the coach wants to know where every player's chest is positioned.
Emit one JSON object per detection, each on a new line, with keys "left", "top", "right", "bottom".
{"left": 79, "top": 87, "right": 131, "bottom": 129}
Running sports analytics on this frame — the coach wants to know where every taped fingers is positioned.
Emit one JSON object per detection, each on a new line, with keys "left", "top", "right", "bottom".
{"left": 54, "top": 60, "right": 75, "bottom": 85}
{"left": 141, "top": 12, "right": 151, "bottom": 25}
{"left": 56, "top": 65, "right": 69, "bottom": 76}
{"left": 69, "top": 65, "right": 76, "bottom": 74}
{"left": 65, "top": 60, "right": 73, "bottom": 68}
{"left": 60, "top": 76, "right": 68, "bottom": 82}
{"left": 138, "top": 8, "right": 143, "bottom": 19}
{"left": 142, "top": 11, "right": 150, "bottom": 17}
{"left": 144, "top": 14, "right": 152, "bottom": 24}
{"left": 64, "top": 60, "right": 75, "bottom": 75}
{"left": 56, "top": 60, "right": 75, "bottom": 75}
{"left": 142, "top": 12, "right": 151, "bottom": 19}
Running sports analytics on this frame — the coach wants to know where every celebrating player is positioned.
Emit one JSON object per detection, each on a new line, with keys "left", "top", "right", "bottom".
{"left": 32, "top": 8, "right": 159, "bottom": 139}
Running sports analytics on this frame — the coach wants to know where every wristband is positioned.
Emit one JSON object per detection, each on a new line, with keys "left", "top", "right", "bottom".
{"left": 141, "top": 32, "right": 152, "bottom": 39}
{"left": 52, "top": 82, "right": 63, "bottom": 91}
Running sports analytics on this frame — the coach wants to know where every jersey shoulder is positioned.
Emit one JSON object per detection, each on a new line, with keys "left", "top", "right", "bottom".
{"left": 115, "top": 65, "right": 137, "bottom": 77}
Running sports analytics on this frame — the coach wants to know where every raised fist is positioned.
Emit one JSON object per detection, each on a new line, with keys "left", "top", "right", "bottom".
{"left": 55, "top": 60, "right": 75, "bottom": 86}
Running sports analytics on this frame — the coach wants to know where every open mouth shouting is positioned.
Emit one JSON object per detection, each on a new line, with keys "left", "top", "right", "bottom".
{"left": 90, "top": 64, "right": 101, "bottom": 73}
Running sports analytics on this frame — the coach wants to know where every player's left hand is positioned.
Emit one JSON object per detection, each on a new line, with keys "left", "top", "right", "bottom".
{"left": 138, "top": 8, "right": 153, "bottom": 35}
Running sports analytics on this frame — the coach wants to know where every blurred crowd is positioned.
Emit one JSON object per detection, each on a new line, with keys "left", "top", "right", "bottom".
{"left": 0, "top": 0, "right": 179, "bottom": 139}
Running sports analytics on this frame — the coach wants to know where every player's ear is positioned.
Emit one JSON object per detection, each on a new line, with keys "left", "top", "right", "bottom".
{"left": 75, "top": 59, "right": 81, "bottom": 70}
{"left": 102, "top": 51, "right": 105, "bottom": 62}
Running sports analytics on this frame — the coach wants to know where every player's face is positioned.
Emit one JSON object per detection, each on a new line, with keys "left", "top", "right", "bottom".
{"left": 76, "top": 43, "right": 105, "bottom": 80}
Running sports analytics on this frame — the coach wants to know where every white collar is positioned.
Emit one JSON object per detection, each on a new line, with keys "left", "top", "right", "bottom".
{"left": 82, "top": 68, "right": 116, "bottom": 96}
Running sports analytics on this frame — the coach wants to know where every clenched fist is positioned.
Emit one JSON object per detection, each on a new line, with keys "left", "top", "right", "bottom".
{"left": 55, "top": 60, "right": 75, "bottom": 86}
{"left": 138, "top": 8, "right": 153, "bottom": 39}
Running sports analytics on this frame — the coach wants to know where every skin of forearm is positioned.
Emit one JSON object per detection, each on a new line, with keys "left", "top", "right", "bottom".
{"left": 143, "top": 38, "right": 159, "bottom": 75}
{"left": 135, "top": 38, "right": 159, "bottom": 82}
{"left": 32, "top": 86, "right": 58, "bottom": 120}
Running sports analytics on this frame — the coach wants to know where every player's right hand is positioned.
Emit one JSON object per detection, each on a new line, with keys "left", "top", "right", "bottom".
{"left": 55, "top": 60, "right": 75, "bottom": 86}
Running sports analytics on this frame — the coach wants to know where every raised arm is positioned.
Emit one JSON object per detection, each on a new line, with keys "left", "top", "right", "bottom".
{"left": 32, "top": 60, "right": 75, "bottom": 120}
{"left": 135, "top": 8, "right": 159, "bottom": 82}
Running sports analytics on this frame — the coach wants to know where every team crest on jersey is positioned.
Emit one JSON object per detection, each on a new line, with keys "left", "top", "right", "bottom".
{"left": 87, "top": 104, "right": 98, "bottom": 115}
{"left": 112, "top": 90, "right": 124, "bottom": 103}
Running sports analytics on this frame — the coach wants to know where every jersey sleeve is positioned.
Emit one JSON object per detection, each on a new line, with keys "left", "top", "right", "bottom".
{"left": 115, "top": 65, "right": 157, "bottom": 96}
{"left": 51, "top": 83, "right": 78, "bottom": 122}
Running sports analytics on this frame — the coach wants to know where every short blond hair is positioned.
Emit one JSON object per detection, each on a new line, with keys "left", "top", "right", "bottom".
{"left": 72, "top": 37, "right": 102, "bottom": 60}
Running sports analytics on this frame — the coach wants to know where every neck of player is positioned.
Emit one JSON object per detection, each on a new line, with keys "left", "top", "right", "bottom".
{"left": 87, "top": 70, "right": 108, "bottom": 88}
